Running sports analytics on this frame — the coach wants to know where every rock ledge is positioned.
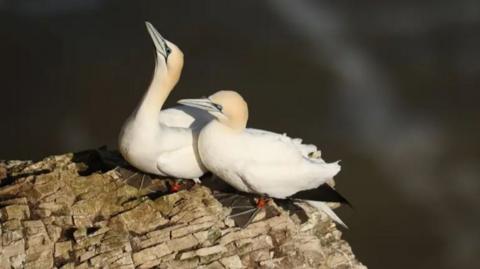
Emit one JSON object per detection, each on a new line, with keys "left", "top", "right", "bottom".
{"left": 0, "top": 152, "right": 365, "bottom": 268}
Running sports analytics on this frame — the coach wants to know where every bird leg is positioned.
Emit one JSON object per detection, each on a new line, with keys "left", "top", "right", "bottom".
{"left": 169, "top": 179, "right": 183, "bottom": 193}
{"left": 224, "top": 194, "right": 271, "bottom": 227}
{"left": 255, "top": 196, "right": 269, "bottom": 208}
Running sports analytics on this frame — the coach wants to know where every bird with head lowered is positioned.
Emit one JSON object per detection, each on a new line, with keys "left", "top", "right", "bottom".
{"left": 179, "top": 90, "right": 349, "bottom": 227}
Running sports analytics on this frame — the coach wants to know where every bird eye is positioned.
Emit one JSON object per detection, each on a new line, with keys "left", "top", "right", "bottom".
{"left": 166, "top": 46, "right": 172, "bottom": 55}
{"left": 213, "top": 103, "right": 223, "bottom": 111}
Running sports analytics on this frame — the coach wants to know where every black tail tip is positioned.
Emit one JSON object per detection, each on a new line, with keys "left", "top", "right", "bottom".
{"left": 289, "top": 184, "right": 352, "bottom": 207}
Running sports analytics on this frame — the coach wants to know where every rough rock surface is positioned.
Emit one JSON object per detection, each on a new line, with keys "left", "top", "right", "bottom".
{"left": 0, "top": 151, "right": 366, "bottom": 268}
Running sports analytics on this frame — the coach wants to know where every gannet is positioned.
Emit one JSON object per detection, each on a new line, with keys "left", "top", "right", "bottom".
{"left": 118, "top": 22, "right": 212, "bottom": 180}
{"left": 178, "top": 91, "right": 348, "bottom": 227}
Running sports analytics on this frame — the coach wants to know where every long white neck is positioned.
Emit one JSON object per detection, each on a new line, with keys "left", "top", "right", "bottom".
{"left": 135, "top": 54, "right": 176, "bottom": 122}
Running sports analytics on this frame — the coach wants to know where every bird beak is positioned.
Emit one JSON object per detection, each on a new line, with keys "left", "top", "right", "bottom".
{"left": 178, "top": 98, "right": 220, "bottom": 113}
{"left": 178, "top": 98, "right": 226, "bottom": 120}
{"left": 145, "top": 21, "right": 170, "bottom": 60}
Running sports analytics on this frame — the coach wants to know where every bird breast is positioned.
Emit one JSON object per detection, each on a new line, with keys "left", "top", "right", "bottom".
{"left": 198, "top": 121, "right": 252, "bottom": 192}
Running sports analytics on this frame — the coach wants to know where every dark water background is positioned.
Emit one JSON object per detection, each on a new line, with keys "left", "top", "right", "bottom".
{"left": 1, "top": 1, "right": 479, "bottom": 268}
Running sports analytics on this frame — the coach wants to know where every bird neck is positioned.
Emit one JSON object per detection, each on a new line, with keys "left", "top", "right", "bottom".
{"left": 135, "top": 58, "right": 179, "bottom": 122}
{"left": 208, "top": 120, "right": 243, "bottom": 136}
{"left": 220, "top": 118, "right": 247, "bottom": 132}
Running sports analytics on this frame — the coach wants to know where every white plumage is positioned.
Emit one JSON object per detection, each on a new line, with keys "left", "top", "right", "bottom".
{"left": 118, "top": 23, "right": 324, "bottom": 180}
{"left": 118, "top": 22, "right": 212, "bottom": 179}
{"left": 178, "top": 91, "right": 346, "bottom": 227}
{"left": 119, "top": 24, "right": 346, "bottom": 226}
{"left": 199, "top": 120, "right": 340, "bottom": 198}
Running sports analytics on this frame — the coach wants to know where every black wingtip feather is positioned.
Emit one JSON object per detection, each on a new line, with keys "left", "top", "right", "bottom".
{"left": 290, "top": 184, "right": 352, "bottom": 207}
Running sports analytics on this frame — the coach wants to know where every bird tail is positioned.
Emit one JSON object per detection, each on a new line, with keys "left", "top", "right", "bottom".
{"left": 290, "top": 184, "right": 349, "bottom": 228}
{"left": 289, "top": 183, "right": 351, "bottom": 205}
{"left": 305, "top": 200, "right": 348, "bottom": 228}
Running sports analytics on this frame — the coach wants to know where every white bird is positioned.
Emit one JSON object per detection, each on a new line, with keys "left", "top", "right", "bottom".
{"left": 119, "top": 22, "right": 316, "bottom": 181}
{"left": 118, "top": 22, "right": 213, "bottom": 180}
{"left": 178, "top": 90, "right": 348, "bottom": 227}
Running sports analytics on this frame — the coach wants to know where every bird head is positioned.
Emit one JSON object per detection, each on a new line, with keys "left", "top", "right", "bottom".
{"left": 145, "top": 21, "right": 184, "bottom": 81}
{"left": 178, "top": 90, "right": 249, "bottom": 131}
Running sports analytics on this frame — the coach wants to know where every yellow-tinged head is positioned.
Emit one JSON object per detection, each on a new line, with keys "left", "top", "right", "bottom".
{"left": 209, "top": 90, "right": 249, "bottom": 130}
{"left": 178, "top": 90, "right": 249, "bottom": 131}
{"left": 145, "top": 21, "right": 184, "bottom": 86}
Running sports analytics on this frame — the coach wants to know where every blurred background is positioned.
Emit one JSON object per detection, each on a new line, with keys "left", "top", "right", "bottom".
{"left": 1, "top": 0, "right": 479, "bottom": 268}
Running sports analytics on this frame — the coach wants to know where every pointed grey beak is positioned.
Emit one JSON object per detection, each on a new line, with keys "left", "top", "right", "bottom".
{"left": 178, "top": 98, "right": 222, "bottom": 113}
{"left": 145, "top": 21, "right": 171, "bottom": 59}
